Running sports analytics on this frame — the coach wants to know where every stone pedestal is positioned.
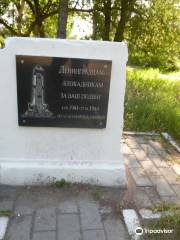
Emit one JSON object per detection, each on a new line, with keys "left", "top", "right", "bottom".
{"left": 0, "top": 37, "right": 128, "bottom": 187}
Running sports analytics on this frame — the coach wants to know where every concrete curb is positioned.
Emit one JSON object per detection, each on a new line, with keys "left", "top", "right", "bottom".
{"left": 123, "top": 131, "right": 180, "bottom": 153}
{"left": 122, "top": 209, "right": 141, "bottom": 240}
{"left": 0, "top": 217, "right": 9, "bottom": 240}
{"left": 139, "top": 208, "right": 175, "bottom": 220}
{"left": 139, "top": 208, "right": 162, "bottom": 220}
{"left": 161, "top": 132, "right": 180, "bottom": 153}
{"left": 123, "top": 131, "right": 159, "bottom": 136}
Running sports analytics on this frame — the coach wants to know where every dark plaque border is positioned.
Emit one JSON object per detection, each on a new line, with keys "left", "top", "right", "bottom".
{"left": 16, "top": 55, "right": 112, "bottom": 129}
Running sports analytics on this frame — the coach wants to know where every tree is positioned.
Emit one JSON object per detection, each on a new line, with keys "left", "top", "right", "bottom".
{"left": 91, "top": 0, "right": 103, "bottom": 40}
{"left": 90, "top": 0, "right": 136, "bottom": 41}
{"left": 57, "top": 0, "right": 69, "bottom": 38}
{"left": 127, "top": 0, "right": 180, "bottom": 70}
{"left": 103, "top": 0, "right": 111, "bottom": 41}
{"left": 1, "top": 0, "right": 179, "bottom": 70}
{"left": 114, "top": 0, "right": 136, "bottom": 41}
{"left": 0, "top": 0, "right": 136, "bottom": 41}
{"left": 0, "top": 0, "right": 59, "bottom": 37}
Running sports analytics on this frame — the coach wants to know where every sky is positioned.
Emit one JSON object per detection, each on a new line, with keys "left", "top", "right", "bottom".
{"left": 70, "top": 16, "right": 93, "bottom": 39}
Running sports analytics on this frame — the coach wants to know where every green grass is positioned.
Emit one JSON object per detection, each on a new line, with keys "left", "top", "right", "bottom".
{"left": 54, "top": 179, "right": 72, "bottom": 188}
{"left": 151, "top": 201, "right": 180, "bottom": 213}
{"left": 144, "top": 214, "right": 180, "bottom": 239}
{"left": 124, "top": 67, "right": 180, "bottom": 142}
{"left": 143, "top": 202, "right": 180, "bottom": 239}
{"left": 143, "top": 202, "right": 180, "bottom": 240}
{"left": 0, "top": 209, "right": 13, "bottom": 217}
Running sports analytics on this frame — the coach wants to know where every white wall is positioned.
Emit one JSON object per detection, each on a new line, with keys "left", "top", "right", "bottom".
{"left": 0, "top": 37, "right": 128, "bottom": 186}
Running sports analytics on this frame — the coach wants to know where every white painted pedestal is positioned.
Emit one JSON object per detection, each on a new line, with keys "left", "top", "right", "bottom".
{"left": 0, "top": 38, "right": 128, "bottom": 187}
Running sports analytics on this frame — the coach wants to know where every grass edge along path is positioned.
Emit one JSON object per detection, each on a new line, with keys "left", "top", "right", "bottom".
{"left": 124, "top": 67, "right": 180, "bottom": 143}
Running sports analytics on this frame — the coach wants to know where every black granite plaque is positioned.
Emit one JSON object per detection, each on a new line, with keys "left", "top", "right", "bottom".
{"left": 16, "top": 55, "right": 112, "bottom": 128}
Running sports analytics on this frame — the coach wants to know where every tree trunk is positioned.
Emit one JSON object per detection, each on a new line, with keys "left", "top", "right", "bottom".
{"left": 31, "top": 17, "right": 45, "bottom": 37}
{"left": 103, "top": 0, "right": 111, "bottom": 41}
{"left": 114, "top": 0, "right": 128, "bottom": 42}
{"left": 17, "top": 0, "right": 25, "bottom": 34}
{"left": 37, "top": 20, "right": 45, "bottom": 37}
{"left": 57, "top": 0, "right": 69, "bottom": 39}
{"left": 114, "top": 0, "right": 136, "bottom": 42}
{"left": 92, "top": 7, "right": 99, "bottom": 40}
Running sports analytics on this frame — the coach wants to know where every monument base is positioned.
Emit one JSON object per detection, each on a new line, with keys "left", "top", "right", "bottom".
{"left": 0, "top": 37, "right": 128, "bottom": 188}
{"left": 0, "top": 158, "right": 127, "bottom": 187}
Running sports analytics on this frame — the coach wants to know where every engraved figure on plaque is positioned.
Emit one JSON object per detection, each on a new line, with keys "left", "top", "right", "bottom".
{"left": 24, "top": 65, "right": 52, "bottom": 117}
{"left": 16, "top": 56, "right": 112, "bottom": 127}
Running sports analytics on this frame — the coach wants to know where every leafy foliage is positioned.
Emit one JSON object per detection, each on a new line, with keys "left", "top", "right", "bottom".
{"left": 127, "top": 0, "right": 180, "bottom": 70}
{"left": 0, "top": 0, "right": 59, "bottom": 38}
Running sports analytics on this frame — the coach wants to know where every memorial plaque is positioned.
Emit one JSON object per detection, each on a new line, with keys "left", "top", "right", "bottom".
{"left": 16, "top": 55, "right": 112, "bottom": 128}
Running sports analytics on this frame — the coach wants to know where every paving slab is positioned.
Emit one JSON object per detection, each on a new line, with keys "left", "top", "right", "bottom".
{"left": 149, "top": 155, "right": 169, "bottom": 168}
{"left": 172, "top": 164, "right": 180, "bottom": 175}
{"left": 132, "top": 187, "right": 153, "bottom": 209}
{"left": 132, "top": 148, "right": 148, "bottom": 161}
{"left": 149, "top": 140, "right": 168, "bottom": 156}
{"left": 99, "top": 206, "right": 112, "bottom": 215}
{"left": 34, "top": 208, "right": 56, "bottom": 231}
{"left": 140, "top": 143, "right": 158, "bottom": 156}
{"left": 126, "top": 137, "right": 140, "bottom": 149}
{"left": 122, "top": 143, "right": 134, "bottom": 155}
{"left": 15, "top": 205, "right": 34, "bottom": 215}
{"left": 0, "top": 186, "right": 18, "bottom": 200}
{"left": 58, "top": 199, "right": 78, "bottom": 213}
{"left": 15, "top": 192, "right": 36, "bottom": 215}
{"left": 140, "top": 161, "right": 160, "bottom": 176}
{"left": 135, "top": 136, "right": 147, "bottom": 144}
{"left": 103, "top": 215, "right": 129, "bottom": 240}
{"left": 150, "top": 176, "right": 176, "bottom": 197}
{"left": 57, "top": 214, "right": 81, "bottom": 240}
{"left": 79, "top": 200, "right": 103, "bottom": 230}
{"left": 143, "top": 187, "right": 161, "bottom": 205}
{"left": 159, "top": 167, "right": 180, "bottom": 185}
{"left": 171, "top": 185, "right": 180, "bottom": 199}
{"left": 83, "top": 229, "right": 106, "bottom": 240}
{"left": 32, "top": 231, "right": 56, "bottom": 240}
{"left": 6, "top": 215, "right": 32, "bottom": 240}
{"left": 129, "top": 167, "right": 153, "bottom": 187}
{"left": 124, "top": 155, "right": 141, "bottom": 168}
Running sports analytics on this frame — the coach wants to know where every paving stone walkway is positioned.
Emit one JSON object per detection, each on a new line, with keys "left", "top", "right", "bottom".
{"left": 122, "top": 134, "right": 180, "bottom": 209}
{"left": 0, "top": 185, "right": 129, "bottom": 240}
{"left": 0, "top": 133, "right": 179, "bottom": 240}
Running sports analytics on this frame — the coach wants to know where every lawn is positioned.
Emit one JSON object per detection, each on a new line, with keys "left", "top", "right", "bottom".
{"left": 143, "top": 202, "right": 180, "bottom": 240}
{"left": 124, "top": 67, "right": 180, "bottom": 142}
